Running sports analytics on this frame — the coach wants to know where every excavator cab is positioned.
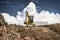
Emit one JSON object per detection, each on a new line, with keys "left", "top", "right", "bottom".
{"left": 29, "top": 16, "right": 33, "bottom": 23}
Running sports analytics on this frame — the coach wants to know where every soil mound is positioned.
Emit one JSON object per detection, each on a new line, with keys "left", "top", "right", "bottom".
{"left": 0, "top": 14, "right": 60, "bottom": 40}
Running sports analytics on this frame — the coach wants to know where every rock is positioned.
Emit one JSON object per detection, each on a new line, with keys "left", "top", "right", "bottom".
{"left": 23, "top": 37, "right": 35, "bottom": 40}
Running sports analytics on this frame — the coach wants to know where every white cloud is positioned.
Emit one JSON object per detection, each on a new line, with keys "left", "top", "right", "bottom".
{"left": 1, "top": 13, "right": 25, "bottom": 25}
{"left": 22, "top": 2, "right": 37, "bottom": 16}
{"left": 1, "top": 2, "right": 60, "bottom": 25}
{"left": 1, "top": 13, "right": 17, "bottom": 24}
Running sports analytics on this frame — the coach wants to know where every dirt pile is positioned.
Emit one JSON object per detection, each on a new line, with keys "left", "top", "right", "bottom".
{"left": 49, "top": 24, "right": 60, "bottom": 35}
{"left": 0, "top": 14, "right": 60, "bottom": 40}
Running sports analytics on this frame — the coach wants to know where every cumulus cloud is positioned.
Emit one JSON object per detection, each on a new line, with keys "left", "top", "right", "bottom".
{"left": 1, "top": 2, "right": 60, "bottom": 25}
{"left": 1, "top": 13, "right": 25, "bottom": 25}
{"left": 36, "top": 11, "right": 60, "bottom": 24}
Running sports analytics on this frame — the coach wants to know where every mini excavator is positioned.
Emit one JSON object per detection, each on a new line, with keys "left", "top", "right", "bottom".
{"left": 24, "top": 10, "right": 35, "bottom": 26}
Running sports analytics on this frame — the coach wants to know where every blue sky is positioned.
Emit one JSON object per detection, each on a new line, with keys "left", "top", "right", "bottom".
{"left": 0, "top": 0, "right": 60, "bottom": 16}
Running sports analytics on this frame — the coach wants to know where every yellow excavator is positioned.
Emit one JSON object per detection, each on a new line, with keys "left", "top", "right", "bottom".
{"left": 24, "top": 10, "right": 35, "bottom": 26}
